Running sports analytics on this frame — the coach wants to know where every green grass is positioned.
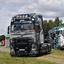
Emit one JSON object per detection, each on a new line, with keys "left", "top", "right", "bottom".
{"left": 0, "top": 51, "right": 58, "bottom": 64}
{"left": 52, "top": 49, "right": 64, "bottom": 55}
{"left": 51, "top": 49, "right": 64, "bottom": 60}
{"left": 37, "top": 49, "right": 64, "bottom": 64}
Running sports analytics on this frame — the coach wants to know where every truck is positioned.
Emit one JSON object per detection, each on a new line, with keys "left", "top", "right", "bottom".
{"left": 9, "top": 13, "right": 51, "bottom": 56}
{"left": 58, "top": 28, "right": 64, "bottom": 49}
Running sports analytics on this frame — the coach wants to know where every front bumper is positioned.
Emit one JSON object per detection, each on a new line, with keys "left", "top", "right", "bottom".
{"left": 10, "top": 37, "right": 38, "bottom": 56}
{"left": 15, "top": 49, "right": 38, "bottom": 56}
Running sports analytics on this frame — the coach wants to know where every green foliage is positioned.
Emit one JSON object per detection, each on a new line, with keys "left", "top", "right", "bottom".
{"left": 48, "top": 20, "right": 54, "bottom": 29}
{"left": 0, "top": 35, "right": 5, "bottom": 41}
{"left": 54, "top": 17, "right": 59, "bottom": 26}
{"left": 43, "top": 20, "right": 48, "bottom": 30}
{"left": 43, "top": 17, "right": 64, "bottom": 31}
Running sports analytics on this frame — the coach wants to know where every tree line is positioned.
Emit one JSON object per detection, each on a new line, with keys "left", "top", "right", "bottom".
{"left": 43, "top": 17, "right": 64, "bottom": 32}
{"left": 0, "top": 35, "right": 5, "bottom": 41}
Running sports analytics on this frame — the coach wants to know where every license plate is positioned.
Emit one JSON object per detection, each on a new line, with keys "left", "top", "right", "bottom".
{"left": 19, "top": 49, "right": 25, "bottom": 51}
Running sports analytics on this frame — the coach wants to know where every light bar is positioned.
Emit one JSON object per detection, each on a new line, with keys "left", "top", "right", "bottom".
{"left": 12, "top": 14, "right": 31, "bottom": 20}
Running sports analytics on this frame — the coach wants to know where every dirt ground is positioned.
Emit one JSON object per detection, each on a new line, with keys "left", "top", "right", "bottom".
{"left": 0, "top": 46, "right": 10, "bottom": 52}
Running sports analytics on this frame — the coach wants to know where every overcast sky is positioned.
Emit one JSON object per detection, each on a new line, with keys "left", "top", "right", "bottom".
{"left": 0, "top": 0, "right": 64, "bottom": 35}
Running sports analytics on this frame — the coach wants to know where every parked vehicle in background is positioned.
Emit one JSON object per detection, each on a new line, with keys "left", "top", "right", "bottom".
{"left": 58, "top": 28, "right": 64, "bottom": 49}
{"left": 49, "top": 26, "right": 64, "bottom": 49}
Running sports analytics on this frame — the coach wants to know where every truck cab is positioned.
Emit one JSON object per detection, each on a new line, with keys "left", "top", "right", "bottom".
{"left": 9, "top": 13, "right": 51, "bottom": 56}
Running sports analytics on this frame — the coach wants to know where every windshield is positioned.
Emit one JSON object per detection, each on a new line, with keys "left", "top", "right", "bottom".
{"left": 11, "top": 23, "right": 34, "bottom": 31}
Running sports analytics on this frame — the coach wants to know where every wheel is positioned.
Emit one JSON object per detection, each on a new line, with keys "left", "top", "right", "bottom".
{"left": 48, "top": 45, "right": 51, "bottom": 53}
{"left": 10, "top": 54, "right": 14, "bottom": 57}
{"left": 46, "top": 46, "right": 49, "bottom": 53}
{"left": 10, "top": 52, "right": 16, "bottom": 57}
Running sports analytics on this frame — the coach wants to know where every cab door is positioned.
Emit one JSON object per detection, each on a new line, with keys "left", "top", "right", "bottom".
{"left": 40, "top": 30, "right": 44, "bottom": 44}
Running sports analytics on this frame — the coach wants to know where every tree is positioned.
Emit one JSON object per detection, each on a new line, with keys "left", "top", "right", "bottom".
{"left": 43, "top": 20, "right": 48, "bottom": 31}
{"left": 48, "top": 19, "right": 54, "bottom": 29}
{"left": 59, "top": 19, "right": 63, "bottom": 25}
{"left": 54, "top": 17, "right": 59, "bottom": 27}
{"left": 0, "top": 35, "right": 5, "bottom": 41}
{"left": 43, "top": 17, "right": 63, "bottom": 32}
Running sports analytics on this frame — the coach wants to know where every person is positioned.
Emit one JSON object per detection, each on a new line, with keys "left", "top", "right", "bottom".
{"left": 53, "top": 35, "right": 56, "bottom": 49}
{"left": 55, "top": 34, "right": 58, "bottom": 49}
{"left": 52, "top": 34, "right": 56, "bottom": 49}
{"left": 50, "top": 35, "right": 54, "bottom": 49}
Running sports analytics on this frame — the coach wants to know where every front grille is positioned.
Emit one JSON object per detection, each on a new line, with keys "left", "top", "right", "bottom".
{"left": 16, "top": 38, "right": 29, "bottom": 49}
{"left": 13, "top": 37, "right": 33, "bottom": 53}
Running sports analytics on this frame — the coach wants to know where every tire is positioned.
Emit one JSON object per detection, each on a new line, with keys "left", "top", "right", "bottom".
{"left": 10, "top": 52, "right": 16, "bottom": 57}
{"left": 46, "top": 46, "right": 49, "bottom": 53}
{"left": 48, "top": 45, "right": 51, "bottom": 53}
{"left": 10, "top": 54, "right": 14, "bottom": 57}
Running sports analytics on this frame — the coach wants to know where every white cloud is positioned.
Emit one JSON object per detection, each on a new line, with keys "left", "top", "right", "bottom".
{"left": 0, "top": 0, "right": 64, "bottom": 35}
{"left": 17, "top": 3, "right": 37, "bottom": 14}
{"left": 2, "top": 0, "right": 24, "bottom": 4}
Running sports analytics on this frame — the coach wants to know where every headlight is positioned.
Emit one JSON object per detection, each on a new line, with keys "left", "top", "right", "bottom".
{"left": 32, "top": 18, "right": 34, "bottom": 21}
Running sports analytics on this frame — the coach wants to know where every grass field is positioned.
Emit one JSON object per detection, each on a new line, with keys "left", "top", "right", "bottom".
{"left": 0, "top": 49, "right": 64, "bottom": 64}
